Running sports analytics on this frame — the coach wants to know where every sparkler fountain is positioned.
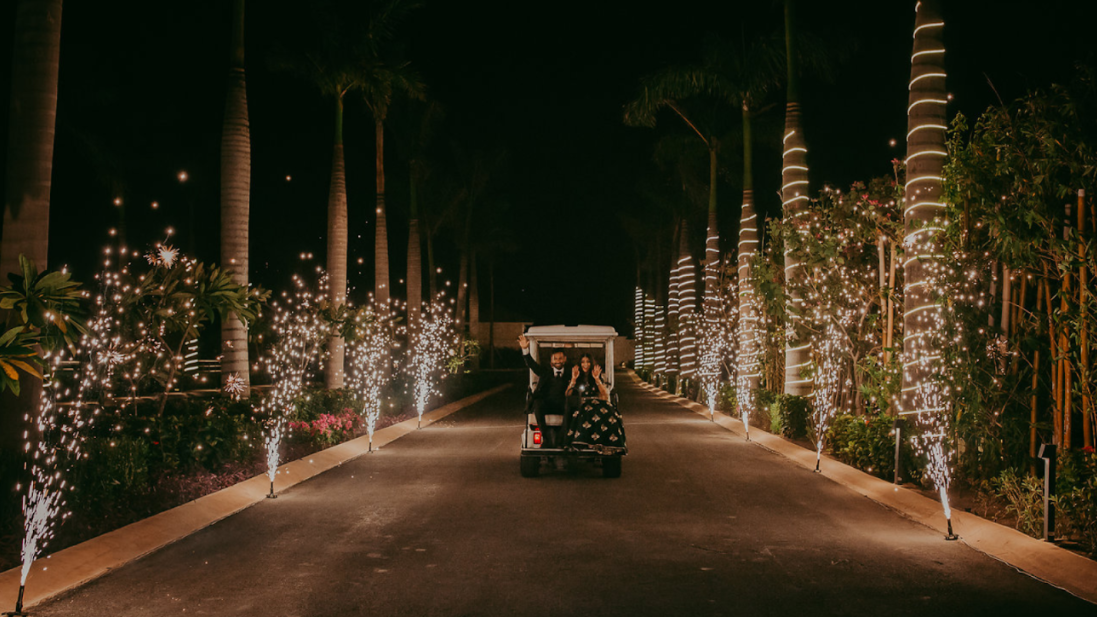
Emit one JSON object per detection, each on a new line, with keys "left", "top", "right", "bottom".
{"left": 257, "top": 273, "right": 330, "bottom": 498}
{"left": 810, "top": 320, "right": 846, "bottom": 472}
{"left": 348, "top": 296, "right": 397, "bottom": 449}
{"left": 409, "top": 293, "right": 457, "bottom": 428}
{"left": 9, "top": 245, "right": 129, "bottom": 615}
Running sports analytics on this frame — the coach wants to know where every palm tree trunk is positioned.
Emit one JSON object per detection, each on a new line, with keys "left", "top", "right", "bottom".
{"left": 488, "top": 258, "right": 495, "bottom": 369}
{"left": 666, "top": 219, "right": 681, "bottom": 383}
{"left": 426, "top": 220, "right": 438, "bottom": 299}
{"left": 677, "top": 221, "right": 698, "bottom": 385}
{"left": 220, "top": 0, "right": 251, "bottom": 397}
{"left": 374, "top": 118, "right": 390, "bottom": 303}
{"left": 456, "top": 252, "right": 469, "bottom": 332}
{"left": 406, "top": 166, "right": 422, "bottom": 332}
{"left": 325, "top": 97, "right": 348, "bottom": 389}
{"left": 737, "top": 105, "right": 762, "bottom": 393}
{"left": 1, "top": 0, "right": 61, "bottom": 277}
{"left": 1, "top": 0, "right": 62, "bottom": 451}
{"left": 901, "top": 0, "right": 947, "bottom": 415}
{"left": 782, "top": 0, "right": 812, "bottom": 397}
{"left": 469, "top": 250, "right": 481, "bottom": 371}
{"left": 703, "top": 147, "right": 721, "bottom": 310}
{"left": 455, "top": 208, "right": 474, "bottom": 334}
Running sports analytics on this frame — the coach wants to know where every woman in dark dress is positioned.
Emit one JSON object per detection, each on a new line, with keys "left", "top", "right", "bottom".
{"left": 564, "top": 354, "right": 627, "bottom": 454}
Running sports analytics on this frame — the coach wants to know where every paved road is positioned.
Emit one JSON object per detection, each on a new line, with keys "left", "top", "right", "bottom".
{"left": 35, "top": 374, "right": 1094, "bottom": 616}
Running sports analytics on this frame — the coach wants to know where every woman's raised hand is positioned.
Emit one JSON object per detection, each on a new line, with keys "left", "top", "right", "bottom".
{"left": 593, "top": 364, "right": 602, "bottom": 380}
{"left": 571, "top": 365, "right": 580, "bottom": 380}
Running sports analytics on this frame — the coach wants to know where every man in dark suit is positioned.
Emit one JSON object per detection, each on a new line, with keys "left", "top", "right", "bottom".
{"left": 519, "top": 334, "right": 570, "bottom": 448}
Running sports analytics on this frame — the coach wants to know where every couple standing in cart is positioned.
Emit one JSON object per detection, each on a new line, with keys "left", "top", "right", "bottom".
{"left": 518, "top": 334, "right": 626, "bottom": 454}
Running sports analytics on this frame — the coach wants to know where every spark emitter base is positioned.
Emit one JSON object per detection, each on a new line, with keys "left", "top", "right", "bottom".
{"left": 3, "top": 584, "right": 26, "bottom": 616}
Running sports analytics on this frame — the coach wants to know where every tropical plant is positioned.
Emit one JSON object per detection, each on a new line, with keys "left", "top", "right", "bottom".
{"left": 0, "top": 255, "right": 87, "bottom": 395}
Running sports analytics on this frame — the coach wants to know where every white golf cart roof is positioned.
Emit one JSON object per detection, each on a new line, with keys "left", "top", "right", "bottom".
{"left": 525, "top": 325, "right": 618, "bottom": 340}
{"left": 526, "top": 325, "right": 618, "bottom": 389}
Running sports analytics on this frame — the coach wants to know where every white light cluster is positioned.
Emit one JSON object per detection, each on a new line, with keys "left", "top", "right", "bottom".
{"left": 349, "top": 296, "right": 398, "bottom": 446}
{"left": 257, "top": 272, "right": 331, "bottom": 491}
{"left": 409, "top": 292, "right": 457, "bottom": 425}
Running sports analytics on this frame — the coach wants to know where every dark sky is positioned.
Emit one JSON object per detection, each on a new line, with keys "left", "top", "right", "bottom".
{"left": 1, "top": 0, "right": 1095, "bottom": 337}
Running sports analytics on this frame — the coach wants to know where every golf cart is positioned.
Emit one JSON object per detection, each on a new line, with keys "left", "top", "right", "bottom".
{"left": 519, "top": 325, "right": 624, "bottom": 478}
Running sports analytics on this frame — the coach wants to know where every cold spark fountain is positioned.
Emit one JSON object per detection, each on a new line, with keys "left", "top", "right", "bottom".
{"left": 258, "top": 272, "right": 330, "bottom": 498}
{"left": 810, "top": 320, "right": 846, "bottom": 472}
{"left": 11, "top": 244, "right": 129, "bottom": 615}
{"left": 410, "top": 293, "right": 457, "bottom": 428}
{"left": 348, "top": 296, "right": 396, "bottom": 450}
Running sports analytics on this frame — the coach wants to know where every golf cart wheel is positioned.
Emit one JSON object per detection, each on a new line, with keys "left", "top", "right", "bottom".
{"left": 520, "top": 455, "right": 541, "bottom": 478}
{"left": 602, "top": 456, "right": 622, "bottom": 478}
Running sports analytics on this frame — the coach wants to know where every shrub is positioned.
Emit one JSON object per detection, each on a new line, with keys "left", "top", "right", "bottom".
{"left": 771, "top": 394, "right": 810, "bottom": 440}
{"left": 825, "top": 413, "right": 918, "bottom": 480}
{"left": 291, "top": 387, "right": 361, "bottom": 423}
{"left": 989, "top": 467, "right": 1046, "bottom": 538}
{"left": 1054, "top": 449, "right": 1097, "bottom": 554}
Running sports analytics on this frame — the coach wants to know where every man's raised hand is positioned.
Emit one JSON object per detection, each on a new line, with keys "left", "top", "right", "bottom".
{"left": 518, "top": 334, "right": 529, "bottom": 350}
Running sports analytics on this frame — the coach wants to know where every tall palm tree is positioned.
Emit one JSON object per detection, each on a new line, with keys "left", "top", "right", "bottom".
{"left": 448, "top": 146, "right": 507, "bottom": 333}
{"left": 391, "top": 100, "right": 444, "bottom": 331}
{"left": 782, "top": 0, "right": 812, "bottom": 397}
{"left": 902, "top": 0, "right": 948, "bottom": 415}
{"left": 270, "top": 15, "right": 368, "bottom": 389}
{"left": 220, "top": 0, "right": 252, "bottom": 396}
{"left": 1, "top": 0, "right": 63, "bottom": 450}
{"left": 357, "top": 2, "right": 426, "bottom": 303}
{"left": 626, "top": 35, "right": 785, "bottom": 393}
{"left": 1, "top": 0, "right": 61, "bottom": 278}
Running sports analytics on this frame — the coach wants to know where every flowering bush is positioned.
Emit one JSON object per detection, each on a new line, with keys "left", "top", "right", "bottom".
{"left": 289, "top": 411, "right": 361, "bottom": 446}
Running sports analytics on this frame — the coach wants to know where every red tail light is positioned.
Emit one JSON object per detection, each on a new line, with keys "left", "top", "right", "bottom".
{"left": 533, "top": 430, "right": 542, "bottom": 445}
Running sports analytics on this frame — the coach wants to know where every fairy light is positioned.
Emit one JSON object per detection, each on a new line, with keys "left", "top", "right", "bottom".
{"left": 634, "top": 287, "right": 647, "bottom": 371}
{"left": 223, "top": 372, "right": 246, "bottom": 400}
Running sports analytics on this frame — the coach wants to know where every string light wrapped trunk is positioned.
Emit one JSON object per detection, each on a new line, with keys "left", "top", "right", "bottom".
{"left": 901, "top": 0, "right": 956, "bottom": 539}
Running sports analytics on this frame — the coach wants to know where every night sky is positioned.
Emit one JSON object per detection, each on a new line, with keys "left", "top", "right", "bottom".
{"left": 1, "top": 0, "right": 1095, "bottom": 336}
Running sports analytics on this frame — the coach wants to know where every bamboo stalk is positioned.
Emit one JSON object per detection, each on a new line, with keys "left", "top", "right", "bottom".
{"left": 1042, "top": 273, "right": 1062, "bottom": 445}
{"left": 1000, "top": 266, "right": 1012, "bottom": 338}
{"left": 1011, "top": 275, "right": 1027, "bottom": 375}
{"left": 1031, "top": 348, "right": 1040, "bottom": 476}
{"left": 1079, "top": 189, "right": 1091, "bottom": 449}
{"left": 1063, "top": 203, "right": 1073, "bottom": 449}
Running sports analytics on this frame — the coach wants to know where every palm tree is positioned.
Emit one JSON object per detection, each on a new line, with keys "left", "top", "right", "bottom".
{"left": 391, "top": 100, "right": 445, "bottom": 331}
{"left": 448, "top": 146, "right": 508, "bottom": 333}
{"left": 902, "top": 0, "right": 948, "bottom": 415}
{"left": 220, "top": 0, "right": 252, "bottom": 396}
{"left": 270, "top": 14, "right": 367, "bottom": 389}
{"left": 1, "top": 0, "right": 63, "bottom": 450}
{"left": 356, "top": 2, "right": 426, "bottom": 303}
{"left": 626, "top": 35, "right": 785, "bottom": 394}
{"left": 1, "top": 0, "right": 61, "bottom": 278}
{"left": 782, "top": 0, "right": 812, "bottom": 397}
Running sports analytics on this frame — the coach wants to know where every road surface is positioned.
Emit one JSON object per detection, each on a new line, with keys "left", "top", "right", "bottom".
{"left": 33, "top": 373, "right": 1094, "bottom": 616}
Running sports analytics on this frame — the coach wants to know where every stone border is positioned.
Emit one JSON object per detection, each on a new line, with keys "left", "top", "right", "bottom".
{"left": 0, "top": 384, "right": 511, "bottom": 610}
{"left": 629, "top": 372, "right": 1097, "bottom": 605}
